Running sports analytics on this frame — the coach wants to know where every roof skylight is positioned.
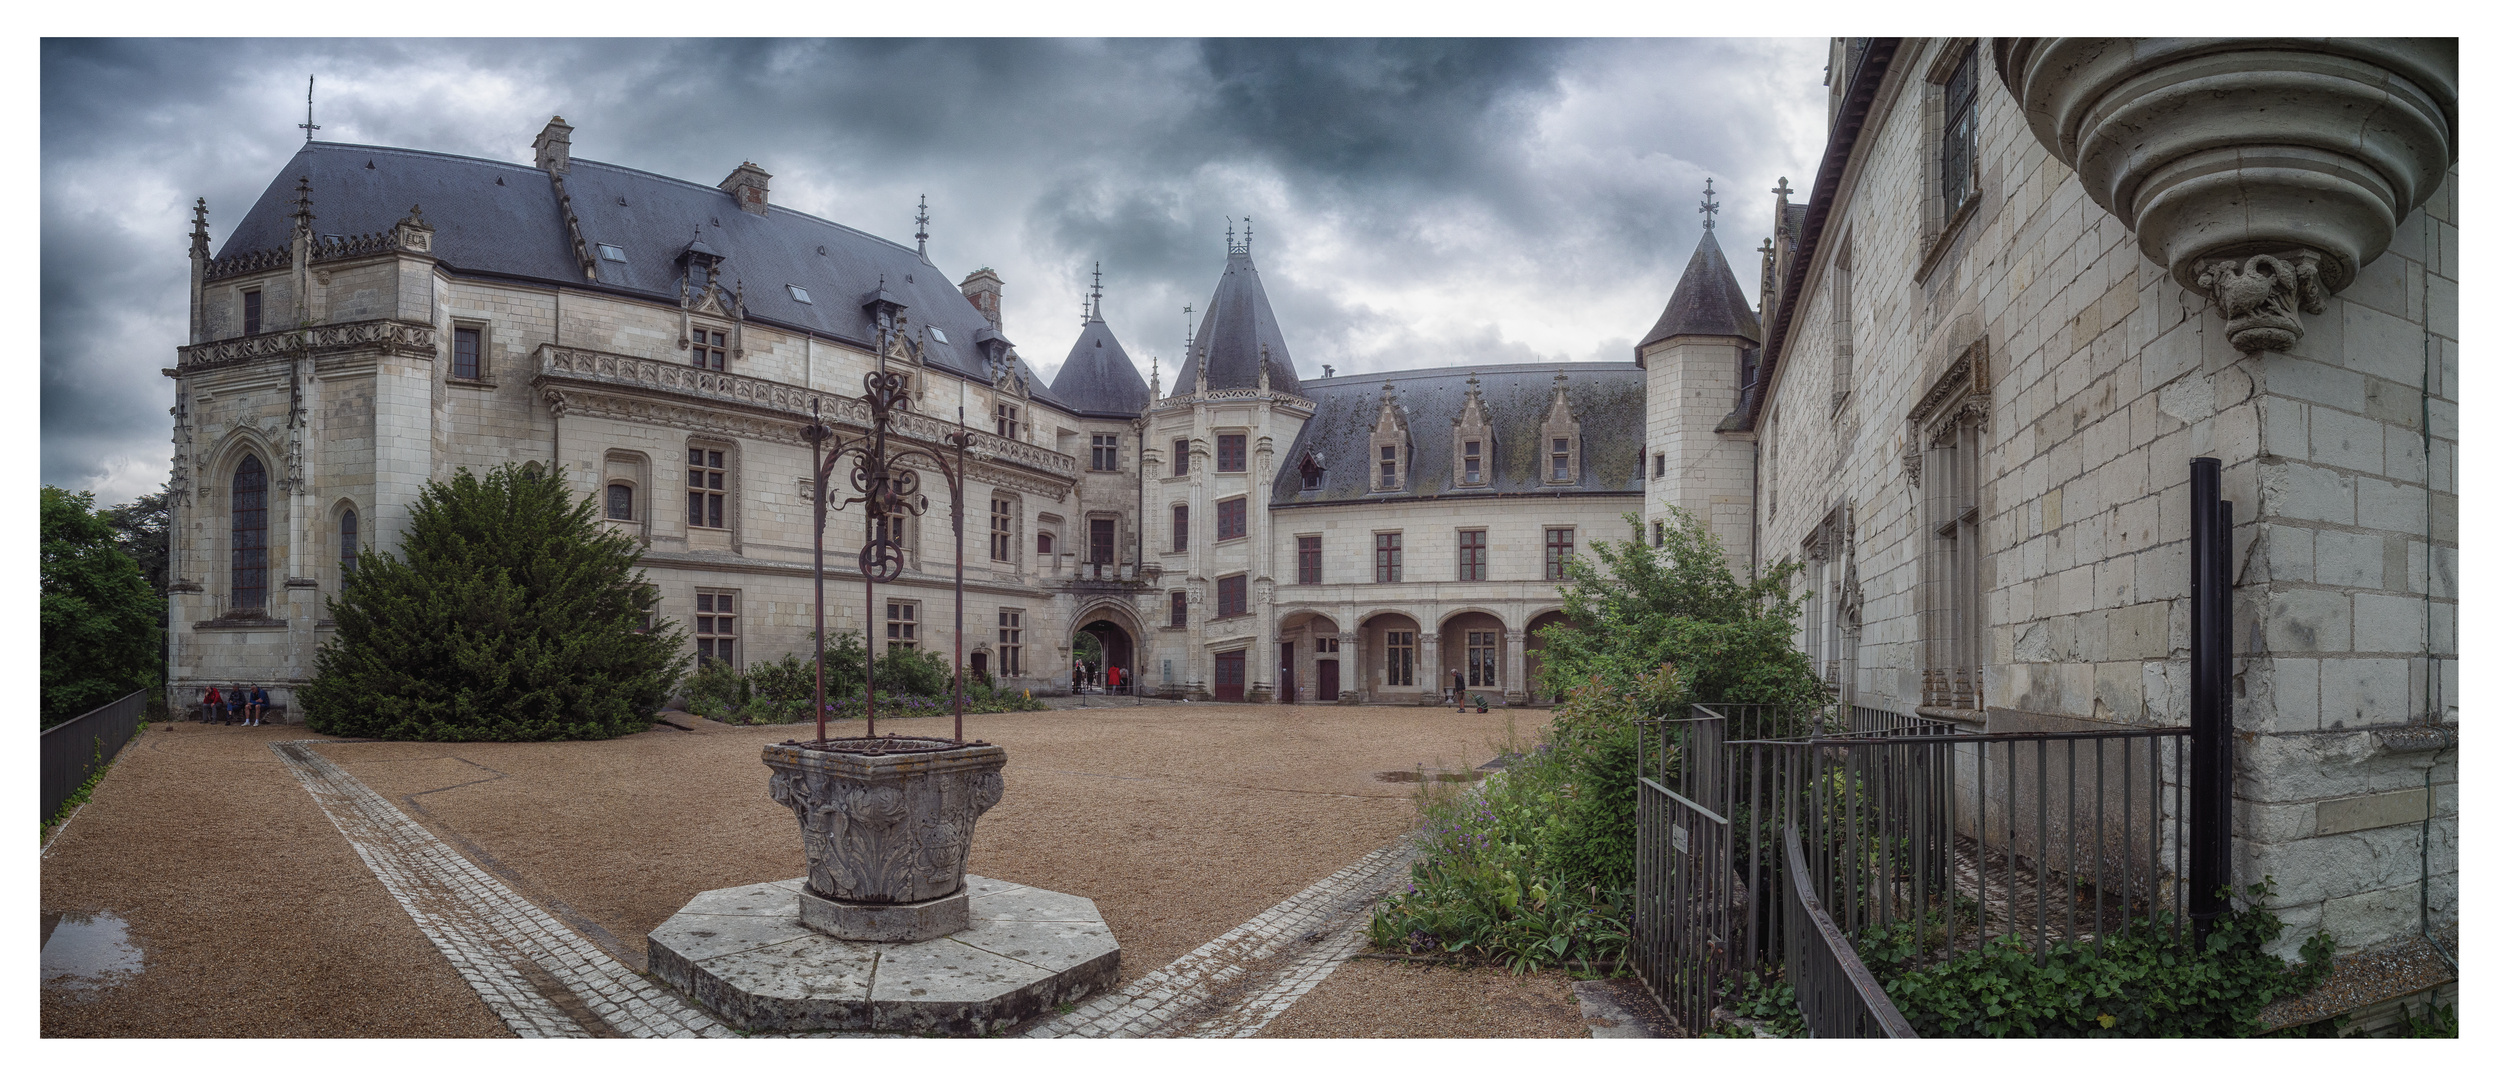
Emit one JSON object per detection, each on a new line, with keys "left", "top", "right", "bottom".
{"left": 787, "top": 284, "right": 812, "bottom": 303}
{"left": 596, "top": 244, "right": 626, "bottom": 262}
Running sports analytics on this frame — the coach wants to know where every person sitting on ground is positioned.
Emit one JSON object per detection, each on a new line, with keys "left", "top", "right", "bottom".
{"left": 246, "top": 685, "right": 270, "bottom": 726}
{"left": 202, "top": 685, "right": 225, "bottom": 725}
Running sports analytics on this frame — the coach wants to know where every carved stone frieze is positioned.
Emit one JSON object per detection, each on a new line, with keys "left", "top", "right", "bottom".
{"left": 764, "top": 741, "right": 1006, "bottom": 908}
{"left": 2195, "top": 251, "right": 2326, "bottom": 354}
{"left": 177, "top": 319, "right": 437, "bottom": 373}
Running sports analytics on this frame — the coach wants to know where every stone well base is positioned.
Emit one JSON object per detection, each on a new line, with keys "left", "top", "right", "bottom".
{"left": 648, "top": 875, "right": 1119, "bottom": 1035}
{"left": 799, "top": 887, "right": 969, "bottom": 943}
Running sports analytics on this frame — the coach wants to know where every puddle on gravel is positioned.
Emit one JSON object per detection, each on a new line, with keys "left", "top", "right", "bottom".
{"left": 41, "top": 910, "right": 144, "bottom": 996}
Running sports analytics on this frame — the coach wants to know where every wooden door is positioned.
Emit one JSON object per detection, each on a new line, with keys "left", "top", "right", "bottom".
{"left": 1317, "top": 659, "right": 1339, "bottom": 702}
{"left": 1214, "top": 649, "right": 1246, "bottom": 702}
{"left": 1277, "top": 643, "right": 1295, "bottom": 703}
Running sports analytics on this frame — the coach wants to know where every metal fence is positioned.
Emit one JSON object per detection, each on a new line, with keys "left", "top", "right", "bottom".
{"left": 41, "top": 689, "right": 148, "bottom": 821}
{"left": 1784, "top": 824, "right": 1918, "bottom": 1038}
{"left": 1634, "top": 700, "right": 2197, "bottom": 1035}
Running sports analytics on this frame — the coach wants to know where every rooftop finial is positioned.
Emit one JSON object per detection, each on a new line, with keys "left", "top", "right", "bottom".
{"left": 1772, "top": 176, "right": 1794, "bottom": 201}
{"left": 189, "top": 197, "right": 211, "bottom": 259}
{"left": 1699, "top": 178, "right": 1720, "bottom": 232}
{"left": 290, "top": 175, "right": 314, "bottom": 232}
{"left": 1227, "top": 216, "right": 1251, "bottom": 257}
{"left": 1090, "top": 261, "right": 1104, "bottom": 320}
{"left": 1224, "top": 217, "right": 1235, "bottom": 253}
{"left": 914, "top": 194, "right": 929, "bottom": 256}
{"left": 299, "top": 75, "right": 320, "bottom": 142}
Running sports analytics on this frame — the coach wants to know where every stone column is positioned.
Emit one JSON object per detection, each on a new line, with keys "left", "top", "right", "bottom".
{"left": 1503, "top": 630, "right": 1529, "bottom": 706}
{"left": 1417, "top": 629, "right": 1441, "bottom": 706}
{"left": 1339, "top": 630, "right": 1362, "bottom": 704}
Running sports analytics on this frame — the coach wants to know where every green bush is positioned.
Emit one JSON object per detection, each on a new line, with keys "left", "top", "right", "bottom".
{"left": 40, "top": 487, "right": 164, "bottom": 727}
{"left": 681, "top": 635, "right": 1045, "bottom": 726}
{"left": 1861, "top": 881, "right": 2336, "bottom": 1038}
{"left": 299, "top": 463, "right": 685, "bottom": 740}
{"left": 1536, "top": 509, "right": 1821, "bottom": 705}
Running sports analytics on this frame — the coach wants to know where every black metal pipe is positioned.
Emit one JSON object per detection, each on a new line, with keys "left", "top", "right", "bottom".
{"left": 2188, "top": 457, "right": 2232, "bottom": 933}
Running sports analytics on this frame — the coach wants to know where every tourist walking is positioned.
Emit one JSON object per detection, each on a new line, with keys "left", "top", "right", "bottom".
{"left": 1449, "top": 669, "right": 1465, "bottom": 711}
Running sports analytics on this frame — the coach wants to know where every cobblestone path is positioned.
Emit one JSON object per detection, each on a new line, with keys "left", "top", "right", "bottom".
{"left": 1022, "top": 839, "right": 1415, "bottom": 1038}
{"left": 274, "top": 740, "right": 734, "bottom": 1039}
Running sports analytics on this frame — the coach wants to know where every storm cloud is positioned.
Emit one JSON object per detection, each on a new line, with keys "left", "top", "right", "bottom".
{"left": 41, "top": 37, "right": 1830, "bottom": 503}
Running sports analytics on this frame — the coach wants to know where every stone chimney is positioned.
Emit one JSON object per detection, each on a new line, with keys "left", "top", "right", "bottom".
{"left": 959, "top": 266, "right": 1004, "bottom": 333}
{"left": 720, "top": 162, "right": 771, "bottom": 216}
{"left": 533, "top": 116, "right": 573, "bottom": 174}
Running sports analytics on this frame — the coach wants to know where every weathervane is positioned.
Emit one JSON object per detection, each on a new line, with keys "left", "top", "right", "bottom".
{"left": 299, "top": 75, "right": 320, "bottom": 142}
{"left": 1699, "top": 178, "right": 1720, "bottom": 231}
{"left": 914, "top": 195, "right": 929, "bottom": 257}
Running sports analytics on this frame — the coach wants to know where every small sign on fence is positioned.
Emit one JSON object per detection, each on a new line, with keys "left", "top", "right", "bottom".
{"left": 1671, "top": 824, "right": 1689, "bottom": 854}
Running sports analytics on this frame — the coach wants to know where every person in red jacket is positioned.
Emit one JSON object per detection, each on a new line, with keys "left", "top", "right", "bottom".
{"left": 201, "top": 685, "right": 226, "bottom": 725}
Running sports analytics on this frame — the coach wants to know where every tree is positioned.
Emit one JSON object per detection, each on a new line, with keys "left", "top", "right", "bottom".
{"left": 41, "top": 487, "right": 164, "bottom": 726}
{"left": 298, "top": 463, "right": 686, "bottom": 741}
{"left": 1537, "top": 508, "right": 1821, "bottom": 706}
{"left": 103, "top": 483, "right": 172, "bottom": 595}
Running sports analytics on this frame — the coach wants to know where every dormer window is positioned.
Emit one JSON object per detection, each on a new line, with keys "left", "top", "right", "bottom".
{"left": 996, "top": 403, "right": 1021, "bottom": 439}
{"left": 1379, "top": 446, "right": 1397, "bottom": 488}
{"left": 692, "top": 328, "right": 727, "bottom": 371}
{"left": 1464, "top": 441, "right": 1483, "bottom": 485}
{"left": 1537, "top": 371, "right": 1583, "bottom": 486}
{"left": 1450, "top": 372, "right": 1494, "bottom": 488}
{"left": 1367, "top": 380, "right": 1412, "bottom": 492}
{"left": 1299, "top": 453, "right": 1324, "bottom": 491}
{"left": 1551, "top": 438, "right": 1571, "bottom": 482}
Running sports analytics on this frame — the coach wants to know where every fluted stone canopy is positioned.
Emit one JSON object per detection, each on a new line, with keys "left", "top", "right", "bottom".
{"left": 1638, "top": 229, "right": 1762, "bottom": 358}
{"left": 1172, "top": 246, "right": 1302, "bottom": 395}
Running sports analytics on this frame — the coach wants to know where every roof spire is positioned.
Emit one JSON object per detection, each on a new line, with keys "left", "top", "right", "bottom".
{"left": 189, "top": 197, "right": 211, "bottom": 260}
{"left": 1224, "top": 217, "right": 1235, "bottom": 254}
{"left": 299, "top": 75, "right": 320, "bottom": 142}
{"left": 1698, "top": 177, "right": 1720, "bottom": 232}
{"left": 914, "top": 194, "right": 929, "bottom": 257}
{"left": 1227, "top": 216, "right": 1250, "bottom": 257}
{"left": 1090, "top": 260, "right": 1104, "bottom": 320}
{"left": 290, "top": 175, "right": 315, "bottom": 234}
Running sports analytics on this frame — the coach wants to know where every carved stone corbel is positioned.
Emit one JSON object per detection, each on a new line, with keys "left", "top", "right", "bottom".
{"left": 2194, "top": 250, "right": 2327, "bottom": 354}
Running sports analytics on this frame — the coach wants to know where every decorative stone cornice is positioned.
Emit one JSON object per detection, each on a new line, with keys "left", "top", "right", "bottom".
{"left": 532, "top": 344, "right": 1079, "bottom": 487}
{"left": 177, "top": 318, "right": 437, "bottom": 373}
{"left": 1996, "top": 38, "right": 2456, "bottom": 350}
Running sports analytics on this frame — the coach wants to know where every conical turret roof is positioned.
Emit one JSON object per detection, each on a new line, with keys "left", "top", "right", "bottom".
{"left": 1047, "top": 309, "right": 1150, "bottom": 417}
{"left": 1639, "top": 229, "right": 1761, "bottom": 353}
{"left": 1172, "top": 241, "right": 1302, "bottom": 395}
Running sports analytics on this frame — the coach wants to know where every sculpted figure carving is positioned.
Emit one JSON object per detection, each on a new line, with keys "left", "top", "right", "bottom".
{"left": 2195, "top": 251, "right": 2325, "bottom": 354}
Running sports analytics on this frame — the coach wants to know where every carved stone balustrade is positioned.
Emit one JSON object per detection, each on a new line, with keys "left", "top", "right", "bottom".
{"left": 1996, "top": 38, "right": 2456, "bottom": 351}
{"left": 177, "top": 318, "right": 438, "bottom": 373}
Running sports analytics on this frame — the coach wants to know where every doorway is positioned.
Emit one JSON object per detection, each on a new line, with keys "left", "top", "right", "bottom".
{"left": 1076, "top": 618, "right": 1135, "bottom": 694}
{"left": 1277, "top": 642, "right": 1295, "bottom": 703}
{"left": 1214, "top": 649, "right": 1246, "bottom": 702}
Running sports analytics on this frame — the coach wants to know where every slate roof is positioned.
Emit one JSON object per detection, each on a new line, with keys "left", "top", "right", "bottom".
{"left": 1636, "top": 228, "right": 1763, "bottom": 353}
{"left": 1045, "top": 310, "right": 1151, "bottom": 418}
{"left": 217, "top": 141, "right": 1025, "bottom": 394}
{"left": 1269, "top": 363, "right": 1646, "bottom": 506}
{"left": 1171, "top": 247, "right": 1303, "bottom": 395}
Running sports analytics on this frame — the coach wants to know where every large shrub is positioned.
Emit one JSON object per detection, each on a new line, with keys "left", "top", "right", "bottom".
{"left": 682, "top": 633, "right": 1043, "bottom": 725}
{"left": 1536, "top": 508, "right": 1821, "bottom": 705}
{"left": 40, "top": 487, "right": 163, "bottom": 726}
{"left": 299, "top": 463, "right": 685, "bottom": 740}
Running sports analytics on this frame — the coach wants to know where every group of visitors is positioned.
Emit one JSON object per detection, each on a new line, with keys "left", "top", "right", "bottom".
{"left": 1071, "top": 660, "right": 1128, "bottom": 694}
{"left": 199, "top": 684, "right": 272, "bottom": 726}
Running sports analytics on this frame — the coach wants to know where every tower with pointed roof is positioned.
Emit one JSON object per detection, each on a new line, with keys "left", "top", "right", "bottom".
{"left": 1639, "top": 210, "right": 1764, "bottom": 572}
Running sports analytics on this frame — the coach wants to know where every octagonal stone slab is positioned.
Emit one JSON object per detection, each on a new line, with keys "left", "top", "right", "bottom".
{"left": 649, "top": 875, "right": 1119, "bottom": 1035}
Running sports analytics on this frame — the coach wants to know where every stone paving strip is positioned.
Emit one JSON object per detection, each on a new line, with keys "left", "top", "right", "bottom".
{"left": 1023, "top": 838, "right": 1416, "bottom": 1038}
{"left": 274, "top": 740, "right": 736, "bottom": 1039}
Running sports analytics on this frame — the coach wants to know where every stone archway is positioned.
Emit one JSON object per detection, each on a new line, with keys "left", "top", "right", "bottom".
{"left": 1356, "top": 611, "right": 1425, "bottom": 705}
{"left": 1438, "top": 610, "right": 1509, "bottom": 706}
{"left": 1276, "top": 611, "right": 1343, "bottom": 705}
{"left": 1523, "top": 610, "right": 1574, "bottom": 705}
{"left": 1072, "top": 609, "right": 1139, "bottom": 696}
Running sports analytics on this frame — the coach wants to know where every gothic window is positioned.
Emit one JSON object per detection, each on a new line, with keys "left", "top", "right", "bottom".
{"left": 686, "top": 448, "right": 726, "bottom": 530}
{"left": 339, "top": 508, "right": 359, "bottom": 577}
{"left": 453, "top": 326, "right": 482, "bottom": 380}
{"left": 1910, "top": 339, "right": 1990, "bottom": 714}
{"left": 998, "top": 609, "right": 1023, "bottom": 677}
{"left": 1941, "top": 45, "right": 1979, "bottom": 214}
{"left": 230, "top": 455, "right": 267, "bottom": 613}
{"left": 990, "top": 498, "right": 1013, "bottom": 562}
{"left": 607, "top": 483, "right": 635, "bottom": 521}
{"left": 1457, "top": 529, "right": 1487, "bottom": 582}
{"left": 1216, "top": 497, "right": 1246, "bottom": 541}
{"left": 1173, "top": 438, "right": 1191, "bottom": 476}
{"left": 1091, "top": 434, "right": 1120, "bottom": 471}
{"left": 1171, "top": 504, "right": 1190, "bottom": 552}
{"left": 1217, "top": 574, "right": 1247, "bottom": 618}
{"left": 1544, "top": 527, "right": 1575, "bottom": 581}
{"left": 1169, "top": 590, "right": 1188, "bottom": 628}
{"left": 1831, "top": 237, "right": 1856, "bottom": 411}
{"left": 695, "top": 590, "right": 737, "bottom": 666}
{"left": 1375, "top": 532, "right": 1402, "bottom": 583}
{"left": 1384, "top": 630, "right": 1416, "bottom": 687}
{"left": 885, "top": 600, "right": 918, "bottom": 653}
{"left": 1216, "top": 433, "right": 1247, "bottom": 473}
{"left": 691, "top": 327, "right": 727, "bottom": 371}
{"left": 1297, "top": 535, "right": 1322, "bottom": 584}
{"left": 243, "top": 290, "right": 263, "bottom": 336}
{"left": 1466, "top": 631, "right": 1499, "bottom": 688}
{"left": 1088, "top": 518, "right": 1116, "bottom": 566}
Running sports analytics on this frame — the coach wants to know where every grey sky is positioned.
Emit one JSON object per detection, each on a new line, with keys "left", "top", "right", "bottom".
{"left": 40, "top": 38, "right": 1832, "bottom": 505}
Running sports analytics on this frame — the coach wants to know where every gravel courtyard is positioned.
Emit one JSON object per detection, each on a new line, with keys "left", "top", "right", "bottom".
{"left": 42, "top": 702, "right": 1587, "bottom": 1038}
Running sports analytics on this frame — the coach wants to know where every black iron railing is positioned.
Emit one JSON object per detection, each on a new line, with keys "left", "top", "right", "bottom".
{"left": 41, "top": 689, "right": 148, "bottom": 821}
{"left": 1785, "top": 823, "right": 1918, "bottom": 1038}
